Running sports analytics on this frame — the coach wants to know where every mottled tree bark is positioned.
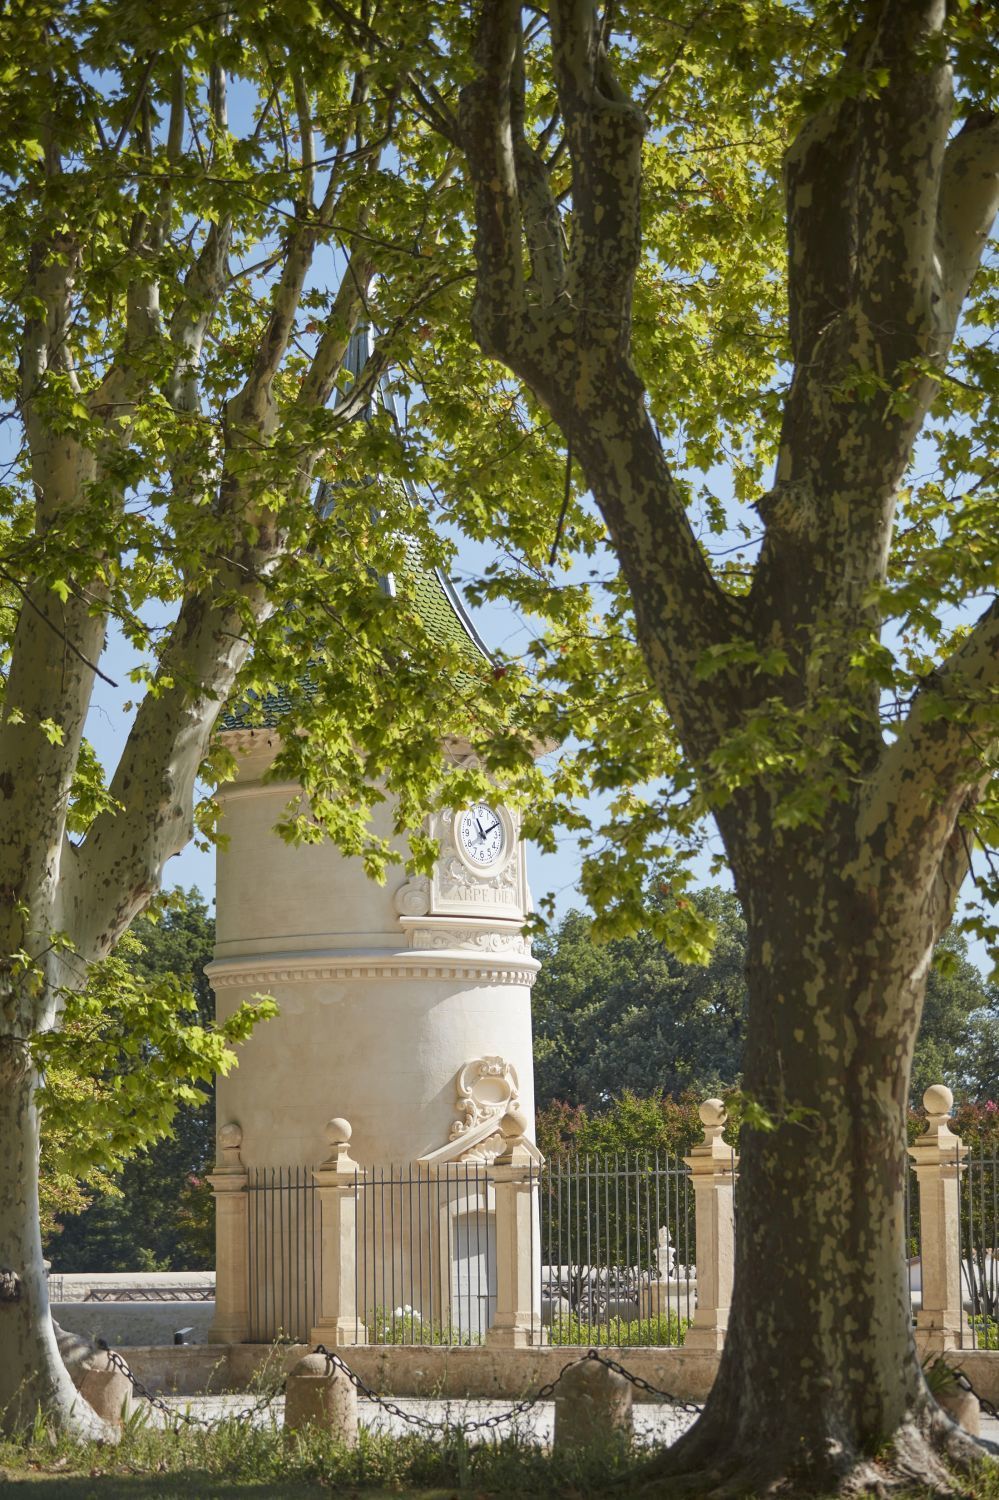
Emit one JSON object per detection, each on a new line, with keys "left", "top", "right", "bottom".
{"left": 0, "top": 1038, "right": 104, "bottom": 1435}
{"left": 0, "top": 47, "right": 375, "bottom": 1434}
{"left": 459, "top": 0, "right": 999, "bottom": 1489}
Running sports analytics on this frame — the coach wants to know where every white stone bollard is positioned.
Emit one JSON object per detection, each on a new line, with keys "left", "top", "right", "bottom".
{"left": 937, "top": 1385, "right": 981, "bottom": 1436}
{"left": 74, "top": 1351, "right": 135, "bottom": 1427}
{"left": 284, "top": 1352, "right": 358, "bottom": 1444}
{"left": 554, "top": 1357, "right": 633, "bottom": 1450}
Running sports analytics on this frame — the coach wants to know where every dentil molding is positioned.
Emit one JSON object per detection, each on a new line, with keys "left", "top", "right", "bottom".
{"left": 206, "top": 949, "right": 538, "bottom": 991}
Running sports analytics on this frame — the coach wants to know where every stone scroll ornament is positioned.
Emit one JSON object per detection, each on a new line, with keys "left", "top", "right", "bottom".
{"left": 448, "top": 1056, "right": 521, "bottom": 1141}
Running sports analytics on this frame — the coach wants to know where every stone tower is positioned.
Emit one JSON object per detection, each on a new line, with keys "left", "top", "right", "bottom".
{"left": 206, "top": 332, "right": 540, "bottom": 1342}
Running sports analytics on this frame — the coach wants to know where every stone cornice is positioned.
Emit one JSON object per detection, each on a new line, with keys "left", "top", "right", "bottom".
{"left": 214, "top": 778, "right": 302, "bottom": 804}
{"left": 206, "top": 948, "right": 539, "bottom": 990}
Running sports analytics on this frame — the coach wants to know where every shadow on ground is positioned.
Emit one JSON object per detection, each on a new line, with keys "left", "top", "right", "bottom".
{"left": 0, "top": 1476, "right": 449, "bottom": 1499}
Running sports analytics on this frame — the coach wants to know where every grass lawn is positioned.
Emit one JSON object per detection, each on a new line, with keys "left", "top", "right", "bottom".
{"left": 0, "top": 1478, "right": 428, "bottom": 1498}
{"left": 3, "top": 1416, "right": 999, "bottom": 1498}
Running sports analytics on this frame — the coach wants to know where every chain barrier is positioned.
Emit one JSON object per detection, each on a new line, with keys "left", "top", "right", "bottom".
{"left": 581, "top": 1349, "right": 704, "bottom": 1415}
{"left": 313, "top": 1344, "right": 702, "bottom": 1434}
{"left": 96, "top": 1342, "right": 286, "bottom": 1434}
{"left": 95, "top": 1339, "right": 703, "bottom": 1437}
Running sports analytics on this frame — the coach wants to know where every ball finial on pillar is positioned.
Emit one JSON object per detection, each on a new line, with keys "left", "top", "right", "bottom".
{"left": 923, "top": 1084, "right": 953, "bottom": 1121}
{"left": 326, "top": 1117, "right": 352, "bottom": 1147}
{"left": 698, "top": 1097, "right": 726, "bottom": 1142}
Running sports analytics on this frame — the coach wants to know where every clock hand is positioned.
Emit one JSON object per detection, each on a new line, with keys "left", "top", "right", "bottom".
{"left": 483, "top": 818, "right": 501, "bottom": 836}
{"left": 475, "top": 817, "right": 486, "bottom": 839}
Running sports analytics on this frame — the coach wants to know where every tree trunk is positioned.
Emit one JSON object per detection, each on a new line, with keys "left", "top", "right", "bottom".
{"left": 0, "top": 1034, "right": 106, "bottom": 1438}
{"left": 645, "top": 851, "right": 984, "bottom": 1496}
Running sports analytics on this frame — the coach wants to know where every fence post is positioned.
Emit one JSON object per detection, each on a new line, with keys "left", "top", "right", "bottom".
{"left": 310, "top": 1118, "right": 366, "bottom": 1348}
{"left": 207, "top": 1122, "right": 250, "bottom": 1344}
{"left": 486, "top": 1109, "right": 541, "bottom": 1347}
{"left": 908, "top": 1084, "right": 967, "bottom": 1355}
{"left": 683, "top": 1098, "right": 738, "bottom": 1350}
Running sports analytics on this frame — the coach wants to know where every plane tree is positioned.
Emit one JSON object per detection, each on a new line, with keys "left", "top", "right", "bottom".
{"left": 427, "top": 0, "right": 999, "bottom": 1491}
{"left": 0, "top": 1, "right": 529, "bottom": 1433}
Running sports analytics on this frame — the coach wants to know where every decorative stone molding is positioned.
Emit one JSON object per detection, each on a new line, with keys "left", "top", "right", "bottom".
{"left": 207, "top": 951, "right": 539, "bottom": 989}
{"left": 215, "top": 778, "right": 303, "bottom": 805}
{"left": 393, "top": 875, "right": 431, "bottom": 917}
{"left": 218, "top": 728, "right": 279, "bottom": 754}
{"left": 405, "top": 923, "right": 531, "bottom": 955}
{"left": 450, "top": 1057, "right": 521, "bottom": 1140}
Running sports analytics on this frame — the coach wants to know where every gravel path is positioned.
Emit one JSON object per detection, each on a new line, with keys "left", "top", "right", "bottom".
{"left": 149, "top": 1393, "right": 999, "bottom": 1453}
{"left": 156, "top": 1392, "right": 697, "bottom": 1446}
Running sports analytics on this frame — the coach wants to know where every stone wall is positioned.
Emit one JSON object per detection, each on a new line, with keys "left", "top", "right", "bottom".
{"left": 54, "top": 1301, "right": 215, "bottom": 1348}
{"left": 124, "top": 1340, "right": 723, "bottom": 1403}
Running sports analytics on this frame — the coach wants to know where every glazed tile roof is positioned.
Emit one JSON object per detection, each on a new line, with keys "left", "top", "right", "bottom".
{"left": 221, "top": 328, "right": 489, "bottom": 732}
{"left": 220, "top": 549, "right": 489, "bottom": 731}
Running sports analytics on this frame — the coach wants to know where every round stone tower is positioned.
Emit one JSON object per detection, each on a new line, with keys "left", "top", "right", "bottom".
{"left": 205, "top": 331, "right": 540, "bottom": 1344}
{"left": 206, "top": 730, "right": 539, "bottom": 1168}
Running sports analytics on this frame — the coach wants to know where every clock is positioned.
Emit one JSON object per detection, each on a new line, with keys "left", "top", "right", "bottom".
{"left": 457, "top": 803, "right": 506, "bottom": 868}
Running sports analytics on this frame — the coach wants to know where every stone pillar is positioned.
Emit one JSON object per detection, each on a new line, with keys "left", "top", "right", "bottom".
{"left": 310, "top": 1119, "right": 366, "bottom": 1348}
{"left": 208, "top": 1122, "right": 250, "bottom": 1344}
{"left": 683, "top": 1098, "right": 738, "bottom": 1351}
{"left": 486, "top": 1109, "right": 541, "bottom": 1348}
{"left": 909, "top": 1084, "right": 967, "bottom": 1355}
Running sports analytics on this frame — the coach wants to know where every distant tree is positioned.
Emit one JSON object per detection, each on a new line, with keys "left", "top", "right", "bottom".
{"left": 532, "top": 886, "right": 746, "bottom": 1109}
{"left": 913, "top": 932, "right": 999, "bottom": 1103}
{"left": 536, "top": 1090, "right": 702, "bottom": 1160}
{"left": 44, "top": 891, "right": 218, "bottom": 1273}
{"left": 533, "top": 887, "right": 995, "bottom": 1112}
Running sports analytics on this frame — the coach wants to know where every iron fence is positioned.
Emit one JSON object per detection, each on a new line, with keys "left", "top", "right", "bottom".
{"left": 904, "top": 1158, "right": 921, "bottom": 1318}
{"left": 355, "top": 1162, "right": 497, "bottom": 1346}
{"left": 247, "top": 1165, "right": 319, "bottom": 1343}
{"left": 243, "top": 1153, "right": 699, "bottom": 1348}
{"left": 541, "top": 1152, "right": 695, "bottom": 1347}
{"left": 960, "top": 1144, "right": 999, "bottom": 1349}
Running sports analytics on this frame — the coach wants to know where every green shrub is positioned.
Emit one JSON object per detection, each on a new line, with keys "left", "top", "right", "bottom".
{"left": 966, "top": 1314, "right": 999, "bottom": 1349}
{"left": 547, "top": 1310, "right": 688, "bottom": 1347}
{"left": 364, "top": 1304, "right": 482, "bottom": 1345}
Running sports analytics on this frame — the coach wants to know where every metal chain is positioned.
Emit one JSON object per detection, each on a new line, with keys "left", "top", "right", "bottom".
{"left": 95, "top": 1339, "right": 702, "bottom": 1437}
{"left": 580, "top": 1349, "right": 704, "bottom": 1414}
{"left": 98, "top": 1345, "right": 285, "bottom": 1433}
{"left": 315, "top": 1344, "right": 703, "bottom": 1433}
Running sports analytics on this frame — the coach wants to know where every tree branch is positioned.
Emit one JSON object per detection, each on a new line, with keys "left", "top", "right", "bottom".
{"left": 297, "top": 247, "right": 374, "bottom": 411}
{"left": 511, "top": 28, "right": 565, "bottom": 303}
{"left": 457, "top": 0, "right": 748, "bottom": 764}
{"left": 861, "top": 600, "right": 999, "bottom": 888}
{"left": 458, "top": 0, "right": 527, "bottom": 353}
{"left": 936, "top": 111, "right": 999, "bottom": 332}
{"left": 852, "top": 0, "right": 951, "bottom": 352}
{"left": 66, "top": 548, "right": 277, "bottom": 960}
{"left": 782, "top": 90, "right": 860, "bottom": 366}
{"left": 549, "top": 0, "right": 646, "bottom": 329}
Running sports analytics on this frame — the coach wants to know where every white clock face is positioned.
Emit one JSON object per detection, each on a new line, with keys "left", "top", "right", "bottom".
{"left": 457, "top": 803, "right": 506, "bottom": 868}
